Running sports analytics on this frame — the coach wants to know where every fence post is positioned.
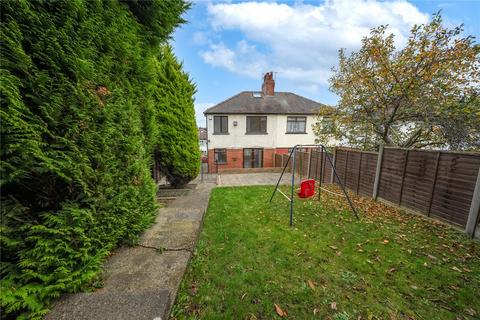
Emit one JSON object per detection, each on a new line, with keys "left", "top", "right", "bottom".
{"left": 372, "top": 145, "right": 384, "bottom": 200}
{"left": 344, "top": 150, "right": 349, "bottom": 187}
{"left": 330, "top": 147, "right": 337, "bottom": 184}
{"left": 466, "top": 168, "right": 480, "bottom": 238}
{"left": 356, "top": 152, "right": 363, "bottom": 195}
{"left": 398, "top": 149, "right": 409, "bottom": 205}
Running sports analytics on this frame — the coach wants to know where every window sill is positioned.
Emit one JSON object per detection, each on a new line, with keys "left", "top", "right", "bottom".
{"left": 245, "top": 132, "right": 268, "bottom": 135}
{"left": 285, "top": 132, "right": 307, "bottom": 134}
{"left": 213, "top": 133, "right": 229, "bottom": 135}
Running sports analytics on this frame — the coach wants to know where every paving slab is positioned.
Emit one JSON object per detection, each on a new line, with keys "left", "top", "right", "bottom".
{"left": 218, "top": 172, "right": 295, "bottom": 186}
{"left": 46, "top": 181, "right": 216, "bottom": 320}
{"left": 46, "top": 289, "right": 170, "bottom": 320}
{"left": 102, "top": 247, "right": 190, "bottom": 294}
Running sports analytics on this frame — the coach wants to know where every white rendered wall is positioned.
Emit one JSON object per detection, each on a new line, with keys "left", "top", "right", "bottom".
{"left": 206, "top": 114, "right": 319, "bottom": 149}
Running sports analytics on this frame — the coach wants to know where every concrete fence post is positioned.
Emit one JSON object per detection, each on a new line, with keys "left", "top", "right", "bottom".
{"left": 372, "top": 145, "right": 385, "bottom": 200}
{"left": 330, "top": 147, "right": 337, "bottom": 184}
{"left": 466, "top": 168, "right": 480, "bottom": 238}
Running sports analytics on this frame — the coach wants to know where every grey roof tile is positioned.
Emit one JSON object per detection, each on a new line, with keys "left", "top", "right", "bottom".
{"left": 204, "top": 91, "right": 325, "bottom": 115}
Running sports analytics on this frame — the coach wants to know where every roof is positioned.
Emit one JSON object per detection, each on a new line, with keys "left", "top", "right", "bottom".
{"left": 204, "top": 91, "right": 326, "bottom": 115}
{"left": 198, "top": 128, "right": 207, "bottom": 140}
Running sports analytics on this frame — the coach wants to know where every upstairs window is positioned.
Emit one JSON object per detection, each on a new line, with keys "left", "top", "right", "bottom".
{"left": 214, "top": 116, "right": 228, "bottom": 134}
{"left": 287, "top": 116, "right": 306, "bottom": 133}
{"left": 246, "top": 116, "right": 267, "bottom": 134}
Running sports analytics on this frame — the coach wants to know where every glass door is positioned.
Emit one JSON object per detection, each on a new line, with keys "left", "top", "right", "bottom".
{"left": 243, "top": 148, "right": 263, "bottom": 168}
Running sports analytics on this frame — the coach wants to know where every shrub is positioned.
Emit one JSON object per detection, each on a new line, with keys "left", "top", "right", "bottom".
{"left": 0, "top": 0, "right": 194, "bottom": 318}
{"left": 153, "top": 46, "right": 200, "bottom": 187}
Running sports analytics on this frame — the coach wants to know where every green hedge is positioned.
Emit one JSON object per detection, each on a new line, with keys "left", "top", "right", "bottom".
{"left": 0, "top": 0, "right": 197, "bottom": 318}
{"left": 154, "top": 46, "right": 200, "bottom": 187}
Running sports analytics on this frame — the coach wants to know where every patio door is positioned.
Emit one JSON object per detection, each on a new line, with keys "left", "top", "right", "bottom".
{"left": 243, "top": 148, "right": 263, "bottom": 168}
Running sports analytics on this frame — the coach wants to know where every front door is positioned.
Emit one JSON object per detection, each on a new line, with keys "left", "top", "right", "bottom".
{"left": 243, "top": 148, "right": 263, "bottom": 168}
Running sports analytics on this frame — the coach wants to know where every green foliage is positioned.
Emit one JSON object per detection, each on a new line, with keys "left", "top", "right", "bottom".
{"left": 153, "top": 46, "right": 200, "bottom": 187}
{"left": 315, "top": 13, "right": 480, "bottom": 150}
{"left": 0, "top": 0, "right": 196, "bottom": 318}
{"left": 172, "top": 186, "right": 480, "bottom": 319}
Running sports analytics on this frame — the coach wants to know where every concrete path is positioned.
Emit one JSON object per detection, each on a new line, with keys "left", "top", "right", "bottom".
{"left": 218, "top": 172, "right": 294, "bottom": 186}
{"left": 46, "top": 181, "right": 216, "bottom": 320}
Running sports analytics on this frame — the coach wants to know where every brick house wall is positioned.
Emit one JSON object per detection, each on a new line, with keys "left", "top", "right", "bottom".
{"left": 208, "top": 148, "right": 276, "bottom": 173}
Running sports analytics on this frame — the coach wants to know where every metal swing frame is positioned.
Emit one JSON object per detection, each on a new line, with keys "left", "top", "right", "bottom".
{"left": 269, "top": 144, "right": 359, "bottom": 226}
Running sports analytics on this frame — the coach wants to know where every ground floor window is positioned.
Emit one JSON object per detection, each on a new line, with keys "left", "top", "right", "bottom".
{"left": 243, "top": 148, "right": 263, "bottom": 168}
{"left": 214, "top": 148, "right": 227, "bottom": 164}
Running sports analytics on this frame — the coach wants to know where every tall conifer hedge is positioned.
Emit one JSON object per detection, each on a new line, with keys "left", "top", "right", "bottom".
{"left": 0, "top": 1, "right": 198, "bottom": 318}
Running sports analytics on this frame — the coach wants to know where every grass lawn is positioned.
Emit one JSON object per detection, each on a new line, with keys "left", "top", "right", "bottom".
{"left": 171, "top": 185, "right": 480, "bottom": 320}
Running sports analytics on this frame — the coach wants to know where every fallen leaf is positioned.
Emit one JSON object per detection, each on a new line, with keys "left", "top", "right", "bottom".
{"left": 330, "top": 302, "right": 337, "bottom": 310}
{"left": 329, "top": 245, "right": 338, "bottom": 250}
{"left": 274, "top": 304, "right": 286, "bottom": 317}
{"left": 452, "top": 266, "right": 462, "bottom": 273}
{"left": 465, "top": 308, "right": 477, "bottom": 316}
{"left": 307, "top": 280, "right": 315, "bottom": 290}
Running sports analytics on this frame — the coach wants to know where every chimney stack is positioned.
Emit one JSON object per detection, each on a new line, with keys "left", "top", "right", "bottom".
{"left": 262, "top": 72, "right": 275, "bottom": 96}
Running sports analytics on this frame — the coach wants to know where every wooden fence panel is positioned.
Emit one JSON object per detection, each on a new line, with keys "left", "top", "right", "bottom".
{"left": 358, "top": 152, "right": 378, "bottom": 196}
{"left": 401, "top": 150, "right": 438, "bottom": 214}
{"left": 334, "top": 149, "right": 347, "bottom": 184}
{"left": 345, "top": 151, "right": 361, "bottom": 191}
{"left": 430, "top": 153, "right": 480, "bottom": 227}
{"left": 274, "top": 154, "right": 283, "bottom": 167}
{"left": 273, "top": 147, "right": 479, "bottom": 233}
{"left": 378, "top": 148, "right": 406, "bottom": 204}
{"left": 310, "top": 150, "right": 333, "bottom": 183}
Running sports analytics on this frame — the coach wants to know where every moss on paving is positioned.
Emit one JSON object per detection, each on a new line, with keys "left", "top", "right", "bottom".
{"left": 171, "top": 186, "right": 479, "bottom": 320}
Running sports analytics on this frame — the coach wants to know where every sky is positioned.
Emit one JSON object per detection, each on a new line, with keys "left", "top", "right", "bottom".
{"left": 171, "top": 0, "right": 480, "bottom": 127}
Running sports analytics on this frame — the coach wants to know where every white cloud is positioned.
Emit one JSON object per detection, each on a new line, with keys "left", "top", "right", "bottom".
{"left": 200, "top": 0, "right": 429, "bottom": 89}
{"left": 192, "top": 31, "right": 210, "bottom": 45}
{"left": 200, "top": 40, "right": 268, "bottom": 77}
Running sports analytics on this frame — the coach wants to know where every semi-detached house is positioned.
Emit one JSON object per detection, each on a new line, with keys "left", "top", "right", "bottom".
{"left": 204, "top": 72, "right": 327, "bottom": 173}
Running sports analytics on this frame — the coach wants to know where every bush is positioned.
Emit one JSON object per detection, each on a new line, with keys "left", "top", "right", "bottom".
{"left": 0, "top": 0, "right": 195, "bottom": 318}
{"left": 153, "top": 46, "right": 200, "bottom": 187}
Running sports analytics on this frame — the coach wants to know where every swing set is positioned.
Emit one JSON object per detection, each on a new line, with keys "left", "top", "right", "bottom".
{"left": 269, "top": 144, "right": 359, "bottom": 226}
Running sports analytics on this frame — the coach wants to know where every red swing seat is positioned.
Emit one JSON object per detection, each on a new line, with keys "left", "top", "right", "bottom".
{"left": 297, "top": 179, "right": 316, "bottom": 198}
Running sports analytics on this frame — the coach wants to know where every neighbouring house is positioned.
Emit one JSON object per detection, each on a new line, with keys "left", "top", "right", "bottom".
{"left": 204, "top": 72, "right": 330, "bottom": 173}
{"left": 198, "top": 127, "right": 208, "bottom": 156}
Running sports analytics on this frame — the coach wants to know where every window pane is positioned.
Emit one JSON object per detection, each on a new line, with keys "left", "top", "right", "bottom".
{"left": 247, "top": 116, "right": 266, "bottom": 133}
{"left": 214, "top": 116, "right": 227, "bottom": 133}
{"left": 287, "top": 117, "right": 306, "bottom": 133}
{"left": 221, "top": 116, "right": 228, "bottom": 132}
{"left": 215, "top": 149, "right": 226, "bottom": 163}
{"left": 214, "top": 117, "right": 220, "bottom": 133}
{"left": 243, "top": 149, "right": 252, "bottom": 168}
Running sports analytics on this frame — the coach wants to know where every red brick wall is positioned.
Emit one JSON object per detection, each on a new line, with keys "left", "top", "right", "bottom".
{"left": 275, "top": 148, "right": 290, "bottom": 155}
{"left": 264, "top": 148, "right": 275, "bottom": 167}
{"left": 208, "top": 148, "right": 276, "bottom": 173}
